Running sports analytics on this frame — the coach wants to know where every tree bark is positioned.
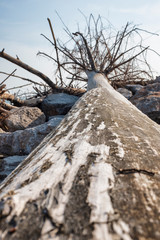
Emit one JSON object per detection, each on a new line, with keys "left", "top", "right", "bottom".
{"left": 0, "top": 85, "right": 160, "bottom": 240}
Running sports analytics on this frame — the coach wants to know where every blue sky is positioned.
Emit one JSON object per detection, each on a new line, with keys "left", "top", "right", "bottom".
{"left": 1, "top": 0, "right": 160, "bottom": 93}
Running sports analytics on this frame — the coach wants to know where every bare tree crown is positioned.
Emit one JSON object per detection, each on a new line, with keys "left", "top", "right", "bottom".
{"left": 39, "top": 14, "right": 157, "bottom": 89}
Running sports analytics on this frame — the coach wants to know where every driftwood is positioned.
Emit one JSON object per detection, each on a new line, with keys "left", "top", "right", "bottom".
{"left": 0, "top": 15, "right": 159, "bottom": 238}
{"left": 0, "top": 73, "right": 160, "bottom": 239}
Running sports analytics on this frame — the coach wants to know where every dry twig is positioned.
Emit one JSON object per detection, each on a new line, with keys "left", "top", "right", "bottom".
{"left": 41, "top": 14, "right": 156, "bottom": 86}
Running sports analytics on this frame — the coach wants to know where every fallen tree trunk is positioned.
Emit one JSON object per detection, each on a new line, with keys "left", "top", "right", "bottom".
{"left": 0, "top": 83, "right": 160, "bottom": 239}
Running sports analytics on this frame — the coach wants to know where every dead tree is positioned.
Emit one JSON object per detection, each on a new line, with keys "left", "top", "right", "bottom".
{"left": 0, "top": 76, "right": 160, "bottom": 239}
{"left": 0, "top": 15, "right": 156, "bottom": 95}
{"left": 39, "top": 15, "right": 156, "bottom": 88}
{"left": 0, "top": 15, "right": 160, "bottom": 240}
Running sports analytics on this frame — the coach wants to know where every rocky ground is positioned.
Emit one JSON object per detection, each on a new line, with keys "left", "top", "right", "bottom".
{"left": 0, "top": 79, "right": 159, "bottom": 182}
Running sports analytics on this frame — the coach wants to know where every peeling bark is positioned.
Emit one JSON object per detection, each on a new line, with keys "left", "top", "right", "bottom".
{"left": 0, "top": 85, "right": 160, "bottom": 240}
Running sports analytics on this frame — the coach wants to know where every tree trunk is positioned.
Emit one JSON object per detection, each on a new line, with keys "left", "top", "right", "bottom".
{"left": 0, "top": 85, "right": 160, "bottom": 240}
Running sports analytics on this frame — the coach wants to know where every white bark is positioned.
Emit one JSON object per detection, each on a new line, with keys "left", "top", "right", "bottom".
{"left": 0, "top": 73, "right": 160, "bottom": 240}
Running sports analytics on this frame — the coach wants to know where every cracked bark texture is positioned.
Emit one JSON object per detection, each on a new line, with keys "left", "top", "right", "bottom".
{"left": 0, "top": 87, "right": 160, "bottom": 240}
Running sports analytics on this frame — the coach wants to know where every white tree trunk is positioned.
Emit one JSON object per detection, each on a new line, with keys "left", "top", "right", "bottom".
{"left": 0, "top": 82, "right": 160, "bottom": 240}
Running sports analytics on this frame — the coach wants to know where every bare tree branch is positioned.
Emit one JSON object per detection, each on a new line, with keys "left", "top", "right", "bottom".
{"left": 73, "top": 32, "right": 96, "bottom": 70}
{"left": 104, "top": 46, "right": 149, "bottom": 75}
{"left": 0, "top": 50, "right": 58, "bottom": 90}
{"left": 0, "top": 71, "right": 47, "bottom": 86}
{"left": 1, "top": 69, "right": 17, "bottom": 85}
{"left": 41, "top": 14, "right": 155, "bottom": 88}
{"left": 47, "top": 18, "right": 63, "bottom": 85}
{"left": 6, "top": 83, "right": 32, "bottom": 92}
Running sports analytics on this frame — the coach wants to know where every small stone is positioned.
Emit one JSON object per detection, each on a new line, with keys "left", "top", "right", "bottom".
{"left": 41, "top": 93, "right": 79, "bottom": 118}
{"left": 0, "top": 115, "right": 64, "bottom": 155}
{"left": 0, "top": 156, "right": 27, "bottom": 182}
